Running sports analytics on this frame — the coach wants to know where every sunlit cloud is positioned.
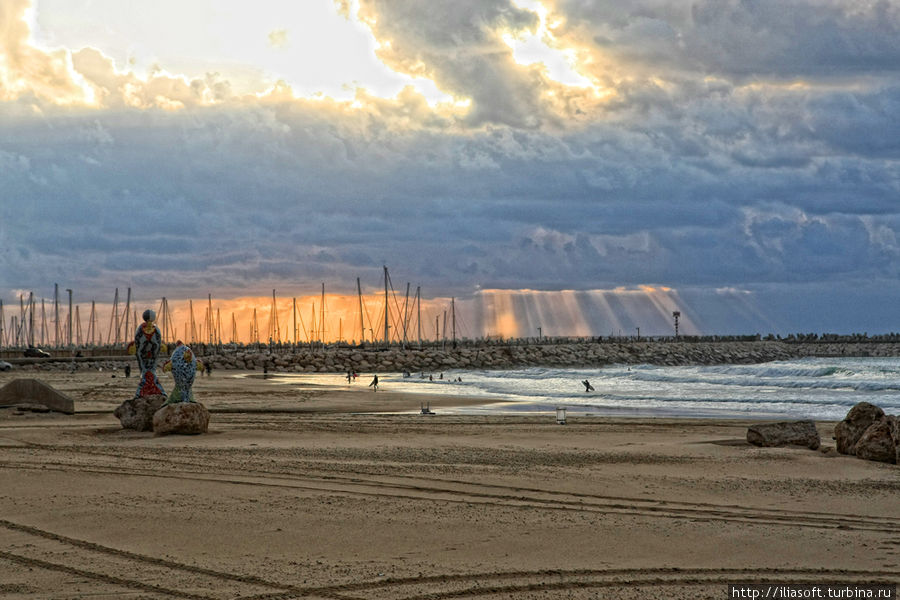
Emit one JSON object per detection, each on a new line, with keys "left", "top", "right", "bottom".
{"left": 504, "top": 0, "right": 595, "bottom": 90}
{"left": 267, "top": 29, "right": 288, "bottom": 50}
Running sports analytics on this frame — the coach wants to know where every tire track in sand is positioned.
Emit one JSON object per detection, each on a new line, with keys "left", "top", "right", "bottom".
{"left": 0, "top": 519, "right": 292, "bottom": 600}
{"left": 3, "top": 457, "right": 900, "bottom": 535}
{"left": 236, "top": 567, "right": 900, "bottom": 600}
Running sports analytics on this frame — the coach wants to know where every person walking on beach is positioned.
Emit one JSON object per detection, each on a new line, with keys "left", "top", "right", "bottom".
{"left": 582, "top": 379, "right": 594, "bottom": 392}
{"left": 369, "top": 374, "right": 378, "bottom": 392}
{"left": 347, "top": 370, "right": 352, "bottom": 384}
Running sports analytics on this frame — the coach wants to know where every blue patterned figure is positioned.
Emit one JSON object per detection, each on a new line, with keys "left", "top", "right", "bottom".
{"left": 163, "top": 342, "right": 204, "bottom": 404}
{"left": 128, "top": 309, "right": 166, "bottom": 399}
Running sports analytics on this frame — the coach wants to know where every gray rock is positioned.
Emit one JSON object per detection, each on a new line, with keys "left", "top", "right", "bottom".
{"left": 114, "top": 394, "right": 166, "bottom": 431}
{"left": 891, "top": 417, "right": 900, "bottom": 465}
{"left": 834, "top": 402, "right": 885, "bottom": 455}
{"left": 854, "top": 416, "right": 897, "bottom": 464}
{"left": 746, "top": 420, "right": 820, "bottom": 449}
{"left": 152, "top": 402, "right": 209, "bottom": 435}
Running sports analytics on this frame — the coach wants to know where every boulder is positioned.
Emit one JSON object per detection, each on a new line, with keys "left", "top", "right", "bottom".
{"left": 834, "top": 402, "right": 885, "bottom": 455}
{"left": 891, "top": 418, "right": 900, "bottom": 465}
{"left": 854, "top": 417, "right": 897, "bottom": 464}
{"left": 152, "top": 402, "right": 209, "bottom": 435}
{"left": 746, "top": 420, "right": 820, "bottom": 449}
{"left": 114, "top": 394, "right": 166, "bottom": 431}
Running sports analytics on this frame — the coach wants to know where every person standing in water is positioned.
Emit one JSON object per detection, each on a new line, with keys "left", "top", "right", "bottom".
{"left": 369, "top": 374, "right": 379, "bottom": 392}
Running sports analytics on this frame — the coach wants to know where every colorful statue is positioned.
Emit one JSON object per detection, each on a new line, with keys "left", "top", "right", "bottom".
{"left": 163, "top": 341, "right": 204, "bottom": 404}
{"left": 127, "top": 309, "right": 167, "bottom": 399}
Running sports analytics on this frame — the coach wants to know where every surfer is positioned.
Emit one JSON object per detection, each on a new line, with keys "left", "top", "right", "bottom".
{"left": 369, "top": 374, "right": 379, "bottom": 392}
{"left": 582, "top": 379, "right": 594, "bottom": 392}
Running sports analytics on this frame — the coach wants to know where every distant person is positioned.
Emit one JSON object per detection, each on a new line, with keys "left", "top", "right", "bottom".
{"left": 429, "top": 374, "right": 433, "bottom": 381}
{"left": 582, "top": 379, "right": 594, "bottom": 392}
{"left": 124, "top": 364, "right": 131, "bottom": 378}
{"left": 206, "top": 363, "right": 212, "bottom": 377}
{"left": 439, "top": 373, "right": 443, "bottom": 380}
{"left": 263, "top": 365, "right": 268, "bottom": 379}
{"left": 347, "top": 370, "right": 353, "bottom": 384}
{"left": 369, "top": 374, "right": 378, "bottom": 392}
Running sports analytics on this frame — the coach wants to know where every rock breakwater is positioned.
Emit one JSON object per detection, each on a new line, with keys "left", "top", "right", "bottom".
{"left": 9, "top": 341, "right": 900, "bottom": 373}
{"left": 203, "top": 341, "right": 801, "bottom": 373}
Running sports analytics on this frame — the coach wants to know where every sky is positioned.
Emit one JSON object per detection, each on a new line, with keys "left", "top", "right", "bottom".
{"left": 2, "top": 0, "right": 900, "bottom": 339}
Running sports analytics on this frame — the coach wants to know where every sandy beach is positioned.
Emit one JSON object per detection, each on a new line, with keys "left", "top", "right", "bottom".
{"left": 1, "top": 370, "right": 899, "bottom": 599}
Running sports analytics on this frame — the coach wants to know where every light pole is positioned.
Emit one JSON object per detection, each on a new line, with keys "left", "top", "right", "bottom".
{"left": 672, "top": 311, "right": 680, "bottom": 340}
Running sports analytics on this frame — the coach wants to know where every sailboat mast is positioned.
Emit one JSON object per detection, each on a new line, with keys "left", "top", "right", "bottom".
{"left": 357, "top": 277, "right": 364, "bottom": 344}
{"left": 452, "top": 297, "right": 457, "bottom": 348}
{"left": 28, "top": 292, "right": 34, "bottom": 348}
{"left": 40, "top": 299, "right": 47, "bottom": 346}
{"left": 383, "top": 266, "right": 389, "bottom": 345}
{"left": 292, "top": 298, "right": 297, "bottom": 344}
{"left": 123, "top": 288, "right": 131, "bottom": 344}
{"left": 402, "top": 283, "right": 410, "bottom": 348}
{"left": 416, "top": 286, "right": 421, "bottom": 347}
{"left": 54, "top": 283, "right": 59, "bottom": 347}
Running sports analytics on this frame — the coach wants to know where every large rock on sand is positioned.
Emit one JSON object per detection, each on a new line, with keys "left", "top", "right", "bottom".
{"left": 834, "top": 402, "right": 885, "bottom": 455}
{"left": 746, "top": 420, "right": 820, "bottom": 449}
{"left": 891, "top": 418, "right": 900, "bottom": 465}
{"left": 855, "top": 417, "right": 897, "bottom": 464}
{"left": 114, "top": 394, "right": 166, "bottom": 431}
{"left": 152, "top": 402, "right": 209, "bottom": 435}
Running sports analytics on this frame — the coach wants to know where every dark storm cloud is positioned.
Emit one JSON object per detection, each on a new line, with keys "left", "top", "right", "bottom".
{"left": 554, "top": 0, "right": 900, "bottom": 80}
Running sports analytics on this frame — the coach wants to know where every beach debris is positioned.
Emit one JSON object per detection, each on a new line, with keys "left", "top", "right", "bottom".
{"left": 834, "top": 402, "right": 885, "bottom": 455}
{"left": 556, "top": 406, "right": 567, "bottom": 425}
{"left": 114, "top": 394, "right": 166, "bottom": 431}
{"left": 128, "top": 309, "right": 167, "bottom": 399}
{"left": 746, "top": 420, "right": 820, "bottom": 449}
{"left": 0, "top": 379, "right": 74, "bottom": 414}
{"left": 854, "top": 416, "right": 897, "bottom": 464}
{"left": 152, "top": 402, "right": 210, "bottom": 435}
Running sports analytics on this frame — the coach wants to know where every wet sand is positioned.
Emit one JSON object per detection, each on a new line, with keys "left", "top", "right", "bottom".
{"left": 1, "top": 370, "right": 899, "bottom": 599}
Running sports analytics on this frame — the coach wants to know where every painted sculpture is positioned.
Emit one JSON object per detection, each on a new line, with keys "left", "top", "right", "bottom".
{"left": 163, "top": 341, "right": 204, "bottom": 404}
{"left": 127, "top": 309, "right": 167, "bottom": 399}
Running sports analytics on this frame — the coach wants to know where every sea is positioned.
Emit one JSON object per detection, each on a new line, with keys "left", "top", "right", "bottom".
{"left": 268, "top": 357, "right": 900, "bottom": 420}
